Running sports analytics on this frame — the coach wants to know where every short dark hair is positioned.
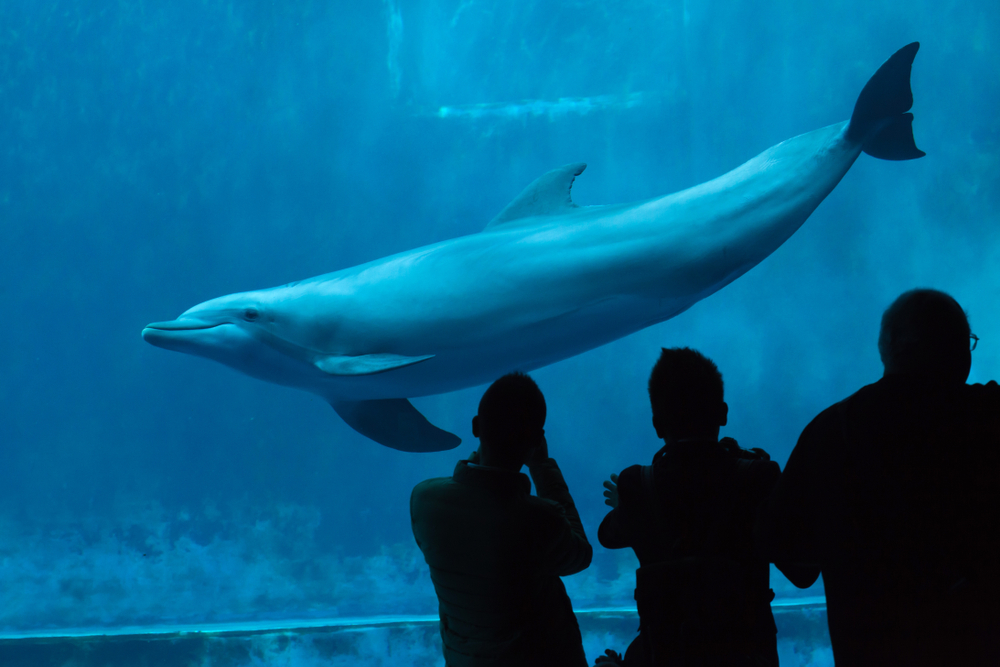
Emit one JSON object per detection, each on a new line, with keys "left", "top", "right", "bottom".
{"left": 878, "top": 289, "right": 970, "bottom": 376}
{"left": 648, "top": 347, "right": 724, "bottom": 436}
{"left": 478, "top": 372, "right": 546, "bottom": 454}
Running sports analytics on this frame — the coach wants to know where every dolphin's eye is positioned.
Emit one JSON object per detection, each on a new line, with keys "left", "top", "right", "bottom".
{"left": 244, "top": 308, "right": 259, "bottom": 322}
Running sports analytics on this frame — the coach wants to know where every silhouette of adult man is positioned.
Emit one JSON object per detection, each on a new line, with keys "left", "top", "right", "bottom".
{"left": 597, "top": 348, "right": 793, "bottom": 667}
{"left": 756, "top": 289, "right": 1000, "bottom": 665}
{"left": 411, "top": 372, "right": 592, "bottom": 667}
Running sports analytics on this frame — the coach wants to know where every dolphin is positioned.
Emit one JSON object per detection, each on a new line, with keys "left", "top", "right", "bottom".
{"left": 144, "top": 43, "right": 924, "bottom": 453}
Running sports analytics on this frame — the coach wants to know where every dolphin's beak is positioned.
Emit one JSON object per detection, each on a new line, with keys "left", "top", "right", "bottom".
{"left": 144, "top": 319, "right": 218, "bottom": 332}
{"left": 142, "top": 318, "right": 223, "bottom": 349}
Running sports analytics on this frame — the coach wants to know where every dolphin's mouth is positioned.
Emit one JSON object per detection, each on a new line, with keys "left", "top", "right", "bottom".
{"left": 142, "top": 319, "right": 232, "bottom": 350}
{"left": 144, "top": 319, "right": 221, "bottom": 332}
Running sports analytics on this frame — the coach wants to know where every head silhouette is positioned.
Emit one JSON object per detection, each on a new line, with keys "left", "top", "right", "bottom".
{"left": 648, "top": 347, "right": 728, "bottom": 442}
{"left": 472, "top": 372, "right": 546, "bottom": 469}
{"left": 878, "top": 289, "right": 971, "bottom": 384}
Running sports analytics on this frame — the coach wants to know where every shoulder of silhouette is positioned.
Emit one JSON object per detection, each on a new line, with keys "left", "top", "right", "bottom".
{"left": 720, "top": 438, "right": 779, "bottom": 484}
{"left": 969, "top": 379, "right": 1000, "bottom": 402}
{"left": 721, "top": 437, "right": 772, "bottom": 461}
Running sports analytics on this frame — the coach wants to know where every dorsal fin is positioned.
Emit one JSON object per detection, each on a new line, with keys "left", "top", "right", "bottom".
{"left": 485, "top": 163, "right": 586, "bottom": 229}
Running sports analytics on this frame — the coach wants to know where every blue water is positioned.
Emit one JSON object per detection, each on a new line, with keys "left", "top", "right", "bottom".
{"left": 1, "top": 1, "right": 997, "bottom": 663}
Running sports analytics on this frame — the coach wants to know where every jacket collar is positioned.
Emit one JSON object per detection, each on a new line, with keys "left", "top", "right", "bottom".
{"left": 453, "top": 459, "right": 532, "bottom": 495}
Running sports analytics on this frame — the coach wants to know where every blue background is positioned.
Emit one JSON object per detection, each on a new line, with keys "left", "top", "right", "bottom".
{"left": 1, "top": 0, "right": 997, "bottom": 635}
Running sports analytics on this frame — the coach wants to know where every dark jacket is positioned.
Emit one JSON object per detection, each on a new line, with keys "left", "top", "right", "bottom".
{"left": 599, "top": 438, "right": 782, "bottom": 665}
{"left": 756, "top": 376, "right": 1000, "bottom": 666}
{"left": 411, "top": 457, "right": 592, "bottom": 667}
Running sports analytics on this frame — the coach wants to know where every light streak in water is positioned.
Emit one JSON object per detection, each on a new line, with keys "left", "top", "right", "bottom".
{"left": 432, "top": 91, "right": 670, "bottom": 121}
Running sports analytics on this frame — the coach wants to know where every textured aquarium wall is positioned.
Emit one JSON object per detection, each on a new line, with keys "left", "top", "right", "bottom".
{"left": 1, "top": 0, "right": 997, "bottom": 663}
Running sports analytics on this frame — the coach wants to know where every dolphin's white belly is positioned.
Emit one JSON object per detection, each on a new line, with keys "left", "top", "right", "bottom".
{"left": 313, "top": 290, "right": 692, "bottom": 400}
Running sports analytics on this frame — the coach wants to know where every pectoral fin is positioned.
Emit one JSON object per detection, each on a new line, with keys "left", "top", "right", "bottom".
{"left": 314, "top": 353, "right": 434, "bottom": 376}
{"left": 331, "top": 398, "right": 461, "bottom": 452}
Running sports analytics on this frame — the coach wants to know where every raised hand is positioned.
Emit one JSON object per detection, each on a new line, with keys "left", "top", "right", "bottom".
{"left": 603, "top": 473, "right": 619, "bottom": 509}
{"left": 594, "top": 648, "right": 624, "bottom": 665}
{"left": 525, "top": 431, "right": 549, "bottom": 467}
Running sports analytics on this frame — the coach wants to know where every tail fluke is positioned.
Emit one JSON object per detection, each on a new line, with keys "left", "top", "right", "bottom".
{"left": 847, "top": 42, "right": 925, "bottom": 160}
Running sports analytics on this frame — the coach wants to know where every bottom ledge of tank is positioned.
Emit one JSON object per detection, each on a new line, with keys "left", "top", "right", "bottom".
{"left": 0, "top": 600, "right": 832, "bottom": 666}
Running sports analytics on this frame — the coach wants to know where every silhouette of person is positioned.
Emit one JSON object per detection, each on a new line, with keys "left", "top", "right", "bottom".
{"left": 597, "top": 348, "right": 795, "bottom": 667}
{"left": 756, "top": 288, "right": 1000, "bottom": 665}
{"left": 411, "top": 372, "right": 593, "bottom": 667}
